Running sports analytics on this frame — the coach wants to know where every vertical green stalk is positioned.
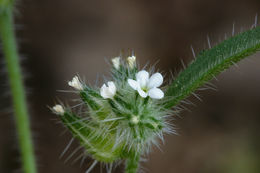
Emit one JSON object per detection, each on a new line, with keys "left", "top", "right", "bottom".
{"left": 0, "top": 3, "right": 37, "bottom": 173}
{"left": 125, "top": 153, "right": 140, "bottom": 173}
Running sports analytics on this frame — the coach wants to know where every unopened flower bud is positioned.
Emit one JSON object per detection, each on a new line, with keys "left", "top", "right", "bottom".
{"left": 52, "top": 104, "right": 65, "bottom": 115}
{"left": 68, "top": 76, "right": 83, "bottom": 90}
{"left": 131, "top": 115, "right": 140, "bottom": 124}
{"left": 127, "top": 56, "right": 136, "bottom": 69}
{"left": 112, "top": 57, "right": 120, "bottom": 70}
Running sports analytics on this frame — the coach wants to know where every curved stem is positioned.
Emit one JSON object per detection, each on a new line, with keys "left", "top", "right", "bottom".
{"left": 125, "top": 153, "right": 140, "bottom": 173}
{"left": 0, "top": 4, "right": 37, "bottom": 173}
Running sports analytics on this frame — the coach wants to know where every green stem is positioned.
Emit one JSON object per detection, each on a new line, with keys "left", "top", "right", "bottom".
{"left": 125, "top": 153, "right": 140, "bottom": 173}
{"left": 0, "top": 4, "right": 37, "bottom": 173}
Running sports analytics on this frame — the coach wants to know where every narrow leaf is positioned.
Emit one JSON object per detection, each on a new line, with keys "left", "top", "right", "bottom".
{"left": 165, "top": 26, "right": 260, "bottom": 109}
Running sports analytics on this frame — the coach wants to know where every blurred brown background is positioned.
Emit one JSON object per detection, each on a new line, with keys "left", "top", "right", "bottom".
{"left": 1, "top": 0, "right": 260, "bottom": 172}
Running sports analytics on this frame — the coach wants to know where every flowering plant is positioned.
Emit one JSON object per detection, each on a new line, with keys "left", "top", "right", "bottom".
{"left": 1, "top": 1, "right": 260, "bottom": 173}
{"left": 52, "top": 23, "right": 260, "bottom": 172}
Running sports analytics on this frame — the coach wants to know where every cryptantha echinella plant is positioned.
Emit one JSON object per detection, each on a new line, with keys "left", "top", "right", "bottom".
{"left": 52, "top": 56, "right": 174, "bottom": 173}
{"left": 52, "top": 25, "right": 260, "bottom": 173}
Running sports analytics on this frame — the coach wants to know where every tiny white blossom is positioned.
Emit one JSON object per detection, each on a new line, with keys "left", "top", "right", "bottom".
{"left": 111, "top": 57, "right": 121, "bottom": 70}
{"left": 127, "top": 56, "right": 136, "bottom": 69}
{"left": 128, "top": 70, "right": 164, "bottom": 99}
{"left": 68, "top": 76, "right": 83, "bottom": 90}
{"left": 52, "top": 104, "right": 65, "bottom": 114}
{"left": 100, "top": 81, "right": 117, "bottom": 99}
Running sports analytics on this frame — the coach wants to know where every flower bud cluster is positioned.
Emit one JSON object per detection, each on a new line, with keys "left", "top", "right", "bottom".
{"left": 52, "top": 55, "right": 174, "bottom": 169}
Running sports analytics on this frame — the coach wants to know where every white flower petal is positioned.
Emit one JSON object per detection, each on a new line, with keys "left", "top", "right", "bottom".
{"left": 148, "top": 88, "right": 164, "bottom": 99}
{"left": 107, "top": 81, "right": 116, "bottom": 95}
{"left": 147, "top": 72, "right": 163, "bottom": 89}
{"left": 137, "top": 88, "right": 148, "bottom": 98}
{"left": 100, "top": 84, "right": 109, "bottom": 98}
{"left": 100, "top": 82, "right": 117, "bottom": 99}
{"left": 136, "top": 70, "right": 149, "bottom": 88}
{"left": 127, "top": 79, "right": 139, "bottom": 90}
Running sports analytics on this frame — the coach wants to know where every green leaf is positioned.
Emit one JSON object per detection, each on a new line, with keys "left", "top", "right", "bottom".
{"left": 164, "top": 26, "right": 260, "bottom": 109}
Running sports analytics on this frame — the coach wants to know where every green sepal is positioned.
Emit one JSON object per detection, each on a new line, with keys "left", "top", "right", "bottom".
{"left": 59, "top": 111, "right": 127, "bottom": 163}
{"left": 80, "top": 90, "right": 100, "bottom": 110}
{"left": 79, "top": 85, "right": 103, "bottom": 110}
{"left": 112, "top": 64, "right": 137, "bottom": 82}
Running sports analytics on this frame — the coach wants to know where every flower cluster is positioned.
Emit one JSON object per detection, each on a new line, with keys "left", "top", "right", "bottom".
{"left": 66, "top": 56, "right": 165, "bottom": 100}
{"left": 52, "top": 55, "right": 173, "bottom": 172}
{"left": 99, "top": 71, "right": 164, "bottom": 100}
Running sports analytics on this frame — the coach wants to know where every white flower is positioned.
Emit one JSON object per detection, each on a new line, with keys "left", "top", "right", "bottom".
{"left": 127, "top": 56, "right": 136, "bottom": 69}
{"left": 128, "top": 70, "right": 164, "bottom": 99}
{"left": 111, "top": 57, "right": 120, "bottom": 70}
{"left": 68, "top": 76, "right": 83, "bottom": 90}
{"left": 100, "top": 81, "right": 117, "bottom": 99}
{"left": 52, "top": 104, "right": 65, "bottom": 114}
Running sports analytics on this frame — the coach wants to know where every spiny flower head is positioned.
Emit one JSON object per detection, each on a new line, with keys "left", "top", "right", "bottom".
{"left": 52, "top": 55, "right": 174, "bottom": 168}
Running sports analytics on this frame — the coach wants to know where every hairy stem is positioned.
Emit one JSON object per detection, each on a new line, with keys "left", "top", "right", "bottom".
{"left": 125, "top": 153, "right": 140, "bottom": 173}
{"left": 0, "top": 4, "right": 37, "bottom": 173}
{"left": 165, "top": 26, "right": 260, "bottom": 109}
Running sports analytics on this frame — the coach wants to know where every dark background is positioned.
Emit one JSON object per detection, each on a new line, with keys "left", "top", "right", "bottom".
{"left": 1, "top": 0, "right": 260, "bottom": 172}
